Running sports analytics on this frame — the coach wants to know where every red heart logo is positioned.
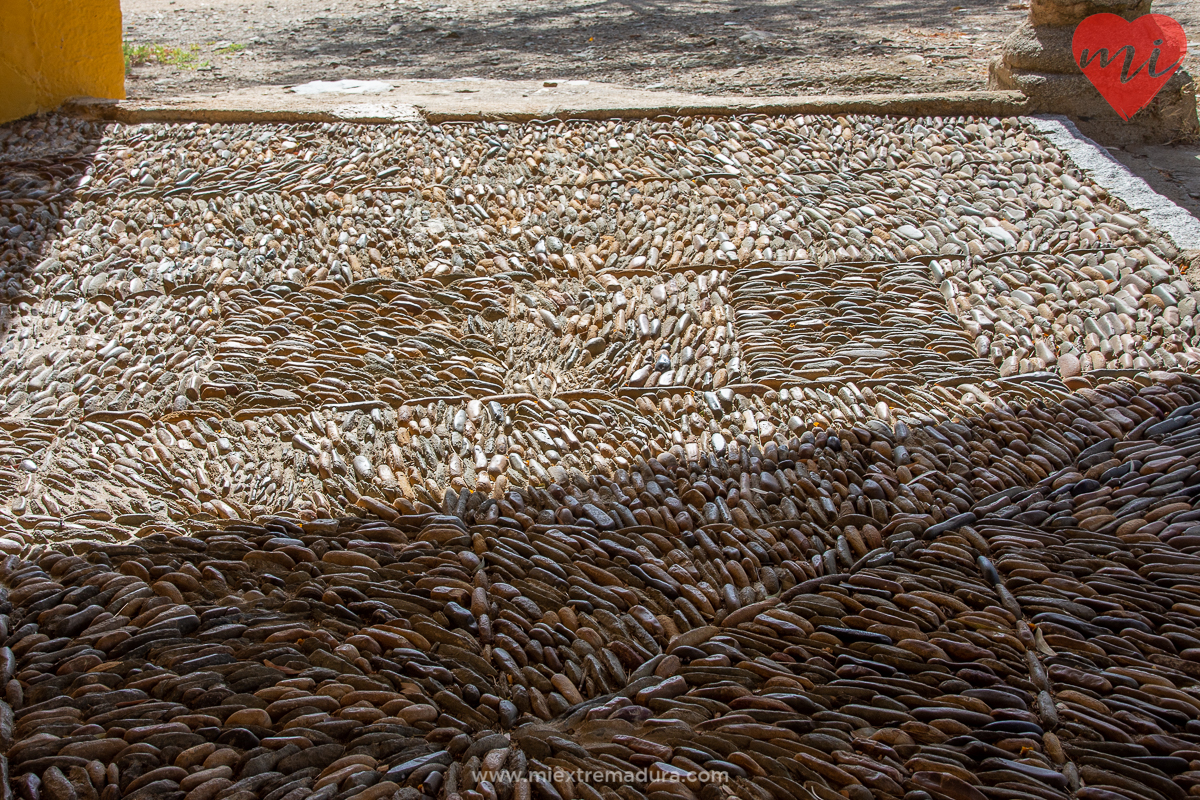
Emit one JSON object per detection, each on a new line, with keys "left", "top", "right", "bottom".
{"left": 1072, "top": 13, "right": 1188, "bottom": 121}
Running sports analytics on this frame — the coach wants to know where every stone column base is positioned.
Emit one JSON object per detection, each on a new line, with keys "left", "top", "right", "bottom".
{"left": 990, "top": 57, "right": 1199, "bottom": 144}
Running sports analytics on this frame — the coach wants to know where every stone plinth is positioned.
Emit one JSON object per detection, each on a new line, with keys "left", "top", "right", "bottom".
{"left": 989, "top": 0, "right": 1197, "bottom": 144}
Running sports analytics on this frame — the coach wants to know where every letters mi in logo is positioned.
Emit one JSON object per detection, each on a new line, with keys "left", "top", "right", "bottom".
{"left": 1072, "top": 13, "right": 1188, "bottom": 121}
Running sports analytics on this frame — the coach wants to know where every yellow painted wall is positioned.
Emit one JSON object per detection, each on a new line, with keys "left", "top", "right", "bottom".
{"left": 1, "top": 0, "right": 125, "bottom": 124}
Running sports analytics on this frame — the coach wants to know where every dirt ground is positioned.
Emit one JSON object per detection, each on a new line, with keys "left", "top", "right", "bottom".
{"left": 116, "top": 0, "right": 1020, "bottom": 98}
{"left": 119, "top": 0, "right": 1199, "bottom": 99}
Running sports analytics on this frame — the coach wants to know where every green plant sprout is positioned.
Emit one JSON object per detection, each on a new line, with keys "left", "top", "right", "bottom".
{"left": 123, "top": 43, "right": 209, "bottom": 73}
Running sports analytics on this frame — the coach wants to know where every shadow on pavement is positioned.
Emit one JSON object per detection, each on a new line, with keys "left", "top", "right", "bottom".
{"left": 1102, "top": 142, "right": 1200, "bottom": 227}
{"left": 0, "top": 115, "right": 104, "bottom": 373}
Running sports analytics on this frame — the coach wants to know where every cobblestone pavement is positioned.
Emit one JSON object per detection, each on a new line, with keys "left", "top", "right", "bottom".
{"left": 3, "top": 111, "right": 1200, "bottom": 800}
{"left": 117, "top": 0, "right": 1200, "bottom": 234}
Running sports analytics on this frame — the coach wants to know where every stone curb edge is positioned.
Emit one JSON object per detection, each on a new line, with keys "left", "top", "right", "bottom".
{"left": 60, "top": 90, "right": 1031, "bottom": 126}
{"left": 1030, "top": 114, "right": 1200, "bottom": 254}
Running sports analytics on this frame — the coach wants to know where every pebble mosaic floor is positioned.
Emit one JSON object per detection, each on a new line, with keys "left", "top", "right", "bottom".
{"left": 1, "top": 112, "right": 1200, "bottom": 800}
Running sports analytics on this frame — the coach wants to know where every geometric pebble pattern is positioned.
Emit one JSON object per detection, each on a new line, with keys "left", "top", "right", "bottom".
{"left": 0, "top": 380, "right": 1199, "bottom": 800}
{"left": 1, "top": 112, "right": 1198, "bottom": 532}
{"left": 2, "top": 111, "right": 1200, "bottom": 800}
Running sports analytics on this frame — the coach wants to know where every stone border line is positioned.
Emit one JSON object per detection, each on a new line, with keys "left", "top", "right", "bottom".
{"left": 418, "top": 91, "right": 1032, "bottom": 124}
{"left": 61, "top": 89, "right": 1031, "bottom": 127}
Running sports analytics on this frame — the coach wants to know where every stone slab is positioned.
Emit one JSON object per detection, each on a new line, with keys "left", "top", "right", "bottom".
{"left": 1105, "top": 141, "right": 1200, "bottom": 226}
{"left": 62, "top": 79, "right": 1030, "bottom": 124}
